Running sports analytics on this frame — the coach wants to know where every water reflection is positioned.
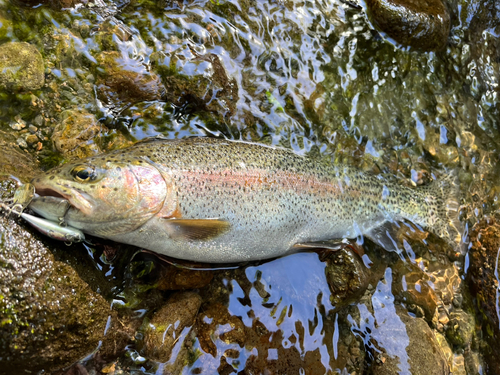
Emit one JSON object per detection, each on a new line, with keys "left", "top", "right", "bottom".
{"left": 350, "top": 268, "right": 411, "bottom": 373}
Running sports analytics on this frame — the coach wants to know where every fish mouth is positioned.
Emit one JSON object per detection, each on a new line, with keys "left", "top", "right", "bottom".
{"left": 36, "top": 187, "right": 68, "bottom": 200}
{"left": 33, "top": 185, "right": 94, "bottom": 216}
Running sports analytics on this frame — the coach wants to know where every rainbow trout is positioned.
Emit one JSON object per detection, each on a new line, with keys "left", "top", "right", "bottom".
{"left": 28, "top": 137, "right": 461, "bottom": 263}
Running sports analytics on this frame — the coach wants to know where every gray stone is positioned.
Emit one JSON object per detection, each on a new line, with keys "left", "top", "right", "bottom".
{"left": 16, "top": 137, "right": 28, "bottom": 149}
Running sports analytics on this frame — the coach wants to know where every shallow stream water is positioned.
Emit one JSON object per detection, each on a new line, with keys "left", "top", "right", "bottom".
{"left": 0, "top": 0, "right": 499, "bottom": 373}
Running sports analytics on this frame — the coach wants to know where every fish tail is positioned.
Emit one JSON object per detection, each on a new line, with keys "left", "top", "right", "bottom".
{"left": 426, "top": 172, "right": 464, "bottom": 251}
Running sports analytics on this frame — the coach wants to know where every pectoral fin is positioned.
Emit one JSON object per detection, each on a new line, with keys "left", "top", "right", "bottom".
{"left": 163, "top": 218, "right": 231, "bottom": 241}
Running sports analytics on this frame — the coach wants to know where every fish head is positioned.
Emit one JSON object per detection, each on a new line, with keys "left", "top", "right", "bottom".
{"left": 30, "top": 155, "right": 171, "bottom": 236}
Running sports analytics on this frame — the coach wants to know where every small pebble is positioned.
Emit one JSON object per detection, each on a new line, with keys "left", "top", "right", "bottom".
{"left": 34, "top": 115, "right": 44, "bottom": 126}
{"left": 10, "top": 120, "right": 26, "bottom": 130}
{"left": 29, "top": 125, "right": 38, "bottom": 134}
{"left": 16, "top": 138, "right": 28, "bottom": 148}
{"left": 26, "top": 134, "right": 39, "bottom": 145}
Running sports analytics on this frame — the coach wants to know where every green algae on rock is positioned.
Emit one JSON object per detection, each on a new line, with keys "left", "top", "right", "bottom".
{"left": 0, "top": 42, "right": 44, "bottom": 92}
{"left": 365, "top": 0, "right": 450, "bottom": 51}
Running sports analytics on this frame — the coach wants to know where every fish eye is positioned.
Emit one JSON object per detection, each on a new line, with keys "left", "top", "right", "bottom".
{"left": 71, "top": 166, "right": 96, "bottom": 182}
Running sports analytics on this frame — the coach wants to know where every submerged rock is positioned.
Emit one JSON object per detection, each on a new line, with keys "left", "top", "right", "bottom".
{"left": 51, "top": 109, "right": 104, "bottom": 159}
{"left": 391, "top": 259, "right": 438, "bottom": 322}
{"left": 467, "top": 218, "right": 500, "bottom": 335}
{"left": 153, "top": 51, "right": 238, "bottom": 118}
{"left": 0, "top": 177, "right": 124, "bottom": 374}
{"left": 156, "top": 263, "right": 214, "bottom": 291}
{"left": 0, "top": 42, "right": 44, "bottom": 92}
{"left": 325, "top": 243, "right": 388, "bottom": 311}
{"left": 142, "top": 291, "right": 202, "bottom": 362}
{"left": 371, "top": 306, "right": 450, "bottom": 375}
{"left": 366, "top": 0, "right": 450, "bottom": 51}
{"left": 445, "top": 309, "right": 475, "bottom": 348}
{"left": 96, "top": 51, "right": 166, "bottom": 110}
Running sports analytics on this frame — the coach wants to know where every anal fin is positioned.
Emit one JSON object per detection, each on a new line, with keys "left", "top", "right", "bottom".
{"left": 292, "top": 239, "right": 349, "bottom": 251}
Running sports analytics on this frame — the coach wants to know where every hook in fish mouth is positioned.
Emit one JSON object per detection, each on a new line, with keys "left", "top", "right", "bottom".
{"left": 58, "top": 203, "right": 71, "bottom": 227}
{"left": 28, "top": 195, "right": 73, "bottom": 224}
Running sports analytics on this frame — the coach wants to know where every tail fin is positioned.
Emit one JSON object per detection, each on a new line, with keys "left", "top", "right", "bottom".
{"left": 429, "top": 172, "right": 464, "bottom": 252}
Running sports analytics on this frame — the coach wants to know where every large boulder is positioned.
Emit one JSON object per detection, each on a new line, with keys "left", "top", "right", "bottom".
{"left": 0, "top": 175, "right": 130, "bottom": 374}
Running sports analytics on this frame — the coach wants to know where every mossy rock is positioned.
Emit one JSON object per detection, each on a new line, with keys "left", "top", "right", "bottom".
{"left": 0, "top": 42, "right": 44, "bottom": 92}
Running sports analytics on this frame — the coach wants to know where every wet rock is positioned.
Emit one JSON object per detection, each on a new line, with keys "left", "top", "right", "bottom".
{"left": 0, "top": 177, "right": 124, "bottom": 374}
{"left": 0, "top": 138, "right": 38, "bottom": 181}
{"left": 392, "top": 259, "right": 438, "bottom": 322}
{"left": 96, "top": 51, "right": 166, "bottom": 110}
{"left": 153, "top": 51, "right": 238, "bottom": 118}
{"left": 325, "top": 244, "right": 387, "bottom": 310}
{"left": 143, "top": 291, "right": 202, "bottom": 362}
{"left": 366, "top": 0, "right": 450, "bottom": 51}
{"left": 325, "top": 245, "right": 369, "bottom": 309}
{"left": 329, "top": 309, "right": 368, "bottom": 374}
{"left": 466, "top": 219, "right": 500, "bottom": 371}
{"left": 371, "top": 306, "right": 449, "bottom": 375}
{"left": 467, "top": 218, "right": 500, "bottom": 335}
{"left": 0, "top": 42, "right": 44, "bottom": 92}
{"left": 51, "top": 109, "right": 104, "bottom": 159}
